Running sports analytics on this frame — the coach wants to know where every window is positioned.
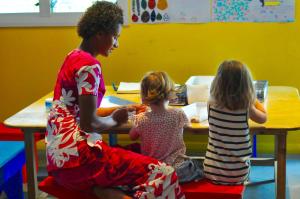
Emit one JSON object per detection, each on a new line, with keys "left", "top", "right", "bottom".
{"left": 0, "top": 0, "right": 39, "bottom": 13}
{"left": 51, "top": 0, "right": 100, "bottom": 13}
{"left": 0, "top": 0, "right": 118, "bottom": 27}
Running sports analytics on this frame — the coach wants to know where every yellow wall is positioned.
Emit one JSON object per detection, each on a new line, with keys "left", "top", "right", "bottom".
{"left": 1, "top": 6, "right": 300, "bottom": 153}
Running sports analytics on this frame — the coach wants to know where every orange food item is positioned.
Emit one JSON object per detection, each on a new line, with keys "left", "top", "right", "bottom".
{"left": 96, "top": 107, "right": 117, "bottom": 117}
{"left": 190, "top": 117, "right": 200, "bottom": 123}
{"left": 126, "top": 104, "right": 147, "bottom": 114}
{"left": 254, "top": 99, "right": 266, "bottom": 113}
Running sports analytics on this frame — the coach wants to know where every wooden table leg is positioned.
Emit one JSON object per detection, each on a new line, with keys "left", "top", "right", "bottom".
{"left": 24, "top": 129, "right": 38, "bottom": 199}
{"left": 109, "top": 133, "right": 118, "bottom": 146}
{"left": 275, "top": 132, "right": 287, "bottom": 199}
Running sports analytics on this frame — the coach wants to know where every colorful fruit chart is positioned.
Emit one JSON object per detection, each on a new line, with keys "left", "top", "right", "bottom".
{"left": 128, "top": 0, "right": 295, "bottom": 24}
{"left": 130, "top": 0, "right": 211, "bottom": 24}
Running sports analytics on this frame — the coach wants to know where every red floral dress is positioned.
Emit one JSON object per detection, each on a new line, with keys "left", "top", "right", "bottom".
{"left": 46, "top": 49, "right": 185, "bottom": 198}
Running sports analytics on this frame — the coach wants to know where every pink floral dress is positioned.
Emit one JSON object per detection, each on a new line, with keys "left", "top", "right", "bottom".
{"left": 46, "top": 49, "right": 185, "bottom": 198}
{"left": 131, "top": 108, "right": 189, "bottom": 167}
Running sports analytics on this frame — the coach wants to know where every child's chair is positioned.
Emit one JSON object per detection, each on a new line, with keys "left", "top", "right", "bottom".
{"left": 0, "top": 141, "right": 25, "bottom": 199}
{"left": 0, "top": 123, "right": 44, "bottom": 182}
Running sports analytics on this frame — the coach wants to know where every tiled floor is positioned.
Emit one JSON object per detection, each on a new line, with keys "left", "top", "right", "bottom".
{"left": 244, "top": 155, "right": 300, "bottom": 199}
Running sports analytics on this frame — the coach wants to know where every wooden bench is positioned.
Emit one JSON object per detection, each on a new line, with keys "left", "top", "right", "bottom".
{"left": 0, "top": 141, "right": 25, "bottom": 199}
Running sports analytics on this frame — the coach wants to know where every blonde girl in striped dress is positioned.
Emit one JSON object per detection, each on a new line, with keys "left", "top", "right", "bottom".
{"left": 203, "top": 60, "right": 267, "bottom": 185}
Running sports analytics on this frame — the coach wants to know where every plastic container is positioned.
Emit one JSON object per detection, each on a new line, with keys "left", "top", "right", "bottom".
{"left": 185, "top": 76, "right": 214, "bottom": 104}
{"left": 45, "top": 98, "right": 53, "bottom": 113}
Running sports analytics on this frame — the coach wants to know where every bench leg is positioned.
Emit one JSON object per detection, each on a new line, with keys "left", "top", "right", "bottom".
{"left": 3, "top": 170, "right": 24, "bottom": 199}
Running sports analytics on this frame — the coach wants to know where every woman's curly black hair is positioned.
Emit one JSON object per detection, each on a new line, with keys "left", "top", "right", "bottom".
{"left": 77, "top": 1, "right": 123, "bottom": 39}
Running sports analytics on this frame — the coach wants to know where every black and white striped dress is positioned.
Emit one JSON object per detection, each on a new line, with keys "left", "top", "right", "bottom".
{"left": 203, "top": 105, "right": 252, "bottom": 185}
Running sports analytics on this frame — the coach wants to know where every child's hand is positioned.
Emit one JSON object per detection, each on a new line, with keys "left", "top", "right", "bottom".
{"left": 96, "top": 107, "right": 117, "bottom": 117}
{"left": 254, "top": 99, "right": 266, "bottom": 113}
{"left": 136, "top": 104, "right": 147, "bottom": 114}
{"left": 127, "top": 104, "right": 147, "bottom": 114}
{"left": 112, "top": 108, "right": 129, "bottom": 125}
{"left": 249, "top": 102, "right": 267, "bottom": 124}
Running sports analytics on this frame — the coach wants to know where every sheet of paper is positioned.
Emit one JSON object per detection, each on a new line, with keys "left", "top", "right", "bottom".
{"left": 117, "top": 82, "right": 140, "bottom": 94}
{"left": 168, "top": 0, "right": 211, "bottom": 23}
{"left": 100, "top": 96, "right": 135, "bottom": 107}
{"left": 117, "top": 0, "right": 129, "bottom": 25}
{"left": 181, "top": 102, "right": 208, "bottom": 123}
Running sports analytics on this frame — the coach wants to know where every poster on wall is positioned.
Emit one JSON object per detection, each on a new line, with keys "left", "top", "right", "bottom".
{"left": 129, "top": 0, "right": 295, "bottom": 24}
{"left": 130, "top": 0, "right": 211, "bottom": 24}
{"left": 117, "top": 0, "right": 129, "bottom": 25}
{"left": 212, "top": 0, "right": 295, "bottom": 22}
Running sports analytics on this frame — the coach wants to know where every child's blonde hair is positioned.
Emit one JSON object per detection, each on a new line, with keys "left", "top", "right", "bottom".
{"left": 141, "top": 71, "right": 174, "bottom": 105}
{"left": 210, "top": 60, "right": 255, "bottom": 110}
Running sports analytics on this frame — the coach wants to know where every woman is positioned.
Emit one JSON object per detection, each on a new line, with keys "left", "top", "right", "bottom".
{"left": 45, "top": 1, "right": 185, "bottom": 199}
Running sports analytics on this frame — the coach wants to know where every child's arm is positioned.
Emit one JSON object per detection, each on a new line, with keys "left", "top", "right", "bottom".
{"left": 249, "top": 99, "right": 267, "bottom": 124}
{"left": 79, "top": 95, "right": 128, "bottom": 132}
{"left": 129, "top": 113, "right": 143, "bottom": 141}
{"left": 129, "top": 128, "right": 140, "bottom": 141}
{"left": 180, "top": 109, "right": 190, "bottom": 127}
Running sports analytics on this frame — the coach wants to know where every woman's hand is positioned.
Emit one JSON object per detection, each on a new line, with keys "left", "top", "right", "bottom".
{"left": 112, "top": 108, "right": 129, "bottom": 125}
{"left": 127, "top": 104, "right": 147, "bottom": 114}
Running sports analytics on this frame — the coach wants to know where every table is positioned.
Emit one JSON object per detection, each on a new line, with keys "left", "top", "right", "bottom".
{"left": 4, "top": 86, "right": 300, "bottom": 199}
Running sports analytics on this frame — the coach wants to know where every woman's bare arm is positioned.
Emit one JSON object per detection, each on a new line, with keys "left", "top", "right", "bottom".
{"left": 79, "top": 95, "right": 128, "bottom": 132}
{"left": 129, "top": 128, "right": 140, "bottom": 141}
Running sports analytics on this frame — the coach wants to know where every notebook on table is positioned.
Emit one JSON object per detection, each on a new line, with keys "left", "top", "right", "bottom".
{"left": 117, "top": 82, "right": 140, "bottom": 94}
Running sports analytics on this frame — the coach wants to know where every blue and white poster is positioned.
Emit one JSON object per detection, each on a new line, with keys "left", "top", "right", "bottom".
{"left": 212, "top": 0, "right": 295, "bottom": 22}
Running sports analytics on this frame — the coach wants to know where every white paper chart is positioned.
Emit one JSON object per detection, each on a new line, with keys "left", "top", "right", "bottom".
{"left": 129, "top": 0, "right": 295, "bottom": 24}
{"left": 130, "top": 0, "right": 211, "bottom": 24}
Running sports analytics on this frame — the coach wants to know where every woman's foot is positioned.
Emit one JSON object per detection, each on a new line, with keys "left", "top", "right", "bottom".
{"left": 93, "top": 187, "right": 133, "bottom": 199}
